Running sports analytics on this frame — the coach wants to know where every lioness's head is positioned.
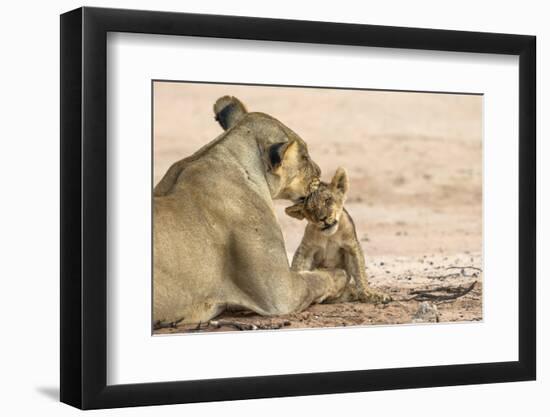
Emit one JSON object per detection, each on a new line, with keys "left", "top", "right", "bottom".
{"left": 285, "top": 167, "right": 349, "bottom": 236}
{"left": 214, "top": 96, "right": 321, "bottom": 201}
{"left": 264, "top": 137, "right": 322, "bottom": 201}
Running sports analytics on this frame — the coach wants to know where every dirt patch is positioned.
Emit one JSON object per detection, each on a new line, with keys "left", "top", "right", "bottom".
{"left": 154, "top": 252, "right": 482, "bottom": 334}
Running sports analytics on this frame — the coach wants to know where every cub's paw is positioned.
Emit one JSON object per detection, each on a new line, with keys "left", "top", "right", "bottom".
{"left": 361, "top": 290, "right": 392, "bottom": 305}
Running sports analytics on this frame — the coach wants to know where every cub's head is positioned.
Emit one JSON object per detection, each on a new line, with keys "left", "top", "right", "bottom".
{"left": 285, "top": 167, "right": 349, "bottom": 236}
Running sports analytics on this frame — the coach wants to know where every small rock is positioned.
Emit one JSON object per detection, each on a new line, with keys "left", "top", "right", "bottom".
{"left": 413, "top": 302, "right": 439, "bottom": 323}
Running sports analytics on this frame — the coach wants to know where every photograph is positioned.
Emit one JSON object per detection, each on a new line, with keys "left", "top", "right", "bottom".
{"left": 152, "top": 81, "right": 483, "bottom": 334}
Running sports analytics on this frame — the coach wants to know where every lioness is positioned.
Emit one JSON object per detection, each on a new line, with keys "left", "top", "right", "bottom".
{"left": 153, "top": 96, "right": 349, "bottom": 326}
{"left": 285, "top": 168, "right": 391, "bottom": 304}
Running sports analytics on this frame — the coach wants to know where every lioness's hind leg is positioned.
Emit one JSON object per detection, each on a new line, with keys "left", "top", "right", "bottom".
{"left": 154, "top": 300, "right": 226, "bottom": 329}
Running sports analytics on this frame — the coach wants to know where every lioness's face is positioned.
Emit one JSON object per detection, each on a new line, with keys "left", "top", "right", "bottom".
{"left": 285, "top": 168, "right": 349, "bottom": 236}
{"left": 270, "top": 138, "right": 321, "bottom": 201}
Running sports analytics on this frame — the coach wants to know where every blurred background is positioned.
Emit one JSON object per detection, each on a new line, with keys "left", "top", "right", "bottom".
{"left": 153, "top": 81, "right": 482, "bottom": 261}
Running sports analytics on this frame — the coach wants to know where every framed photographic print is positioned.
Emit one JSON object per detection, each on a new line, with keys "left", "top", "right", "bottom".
{"left": 60, "top": 6, "right": 536, "bottom": 410}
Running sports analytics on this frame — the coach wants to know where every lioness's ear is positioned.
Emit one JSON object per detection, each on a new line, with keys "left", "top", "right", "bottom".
{"left": 213, "top": 96, "right": 247, "bottom": 130}
{"left": 331, "top": 167, "right": 349, "bottom": 195}
{"left": 268, "top": 140, "right": 297, "bottom": 171}
{"left": 285, "top": 203, "right": 305, "bottom": 220}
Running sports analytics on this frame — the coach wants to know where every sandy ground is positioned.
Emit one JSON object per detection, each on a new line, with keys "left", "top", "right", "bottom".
{"left": 153, "top": 82, "right": 483, "bottom": 333}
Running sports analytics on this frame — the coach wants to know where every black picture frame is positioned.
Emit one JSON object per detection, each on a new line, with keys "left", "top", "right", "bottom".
{"left": 60, "top": 6, "right": 536, "bottom": 410}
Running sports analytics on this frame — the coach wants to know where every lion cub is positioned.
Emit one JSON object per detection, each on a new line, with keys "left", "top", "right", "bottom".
{"left": 286, "top": 168, "right": 390, "bottom": 304}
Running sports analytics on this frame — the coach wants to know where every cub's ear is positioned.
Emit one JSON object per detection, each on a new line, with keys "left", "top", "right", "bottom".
{"left": 213, "top": 96, "right": 247, "bottom": 130}
{"left": 331, "top": 167, "right": 349, "bottom": 195}
{"left": 268, "top": 140, "right": 297, "bottom": 171}
{"left": 285, "top": 203, "right": 305, "bottom": 220}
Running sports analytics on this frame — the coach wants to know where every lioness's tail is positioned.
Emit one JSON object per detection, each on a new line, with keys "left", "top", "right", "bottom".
{"left": 214, "top": 96, "right": 247, "bottom": 130}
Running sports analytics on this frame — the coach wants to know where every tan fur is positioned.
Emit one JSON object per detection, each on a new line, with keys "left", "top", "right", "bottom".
{"left": 153, "top": 97, "right": 349, "bottom": 326}
{"left": 286, "top": 168, "right": 391, "bottom": 304}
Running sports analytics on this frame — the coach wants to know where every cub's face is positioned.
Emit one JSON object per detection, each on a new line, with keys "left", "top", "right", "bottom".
{"left": 285, "top": 167, "right": 349, "bottom": 236}
{"left": 303, "top": 184, "right": 346, "bottom": 236}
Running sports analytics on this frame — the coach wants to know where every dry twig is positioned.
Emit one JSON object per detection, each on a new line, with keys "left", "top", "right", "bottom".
{"left": 153, "top": 317, "right": 185, "bottom": 330}
{"left": 427, "top": 266, "right": 482, "bottom": 280}
{"left": 209, "top": 320, "right": 258, "bottom": 331}
{"left": 426, "top": 272, "right": 462, "bottom": 280}
{"left": 407, "top": 281, "right": 477, "bottom": 302}
{"left": 208, "top": 319, "right": 290, "bottom": 331}
{"left": 446, "top": 266, "right": 482, "bottom": 272}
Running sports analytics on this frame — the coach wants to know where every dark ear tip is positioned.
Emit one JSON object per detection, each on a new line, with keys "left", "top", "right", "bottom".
{"left": 213, "top": 96, "right": 247, "bottom": 130}
{"left": 213, "top": 95, "right": 233, "bottom": 112}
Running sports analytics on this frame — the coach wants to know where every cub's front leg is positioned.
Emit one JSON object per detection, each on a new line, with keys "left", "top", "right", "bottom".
{"left": 345, "top": 244, "right": 392, "bottom": 304}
